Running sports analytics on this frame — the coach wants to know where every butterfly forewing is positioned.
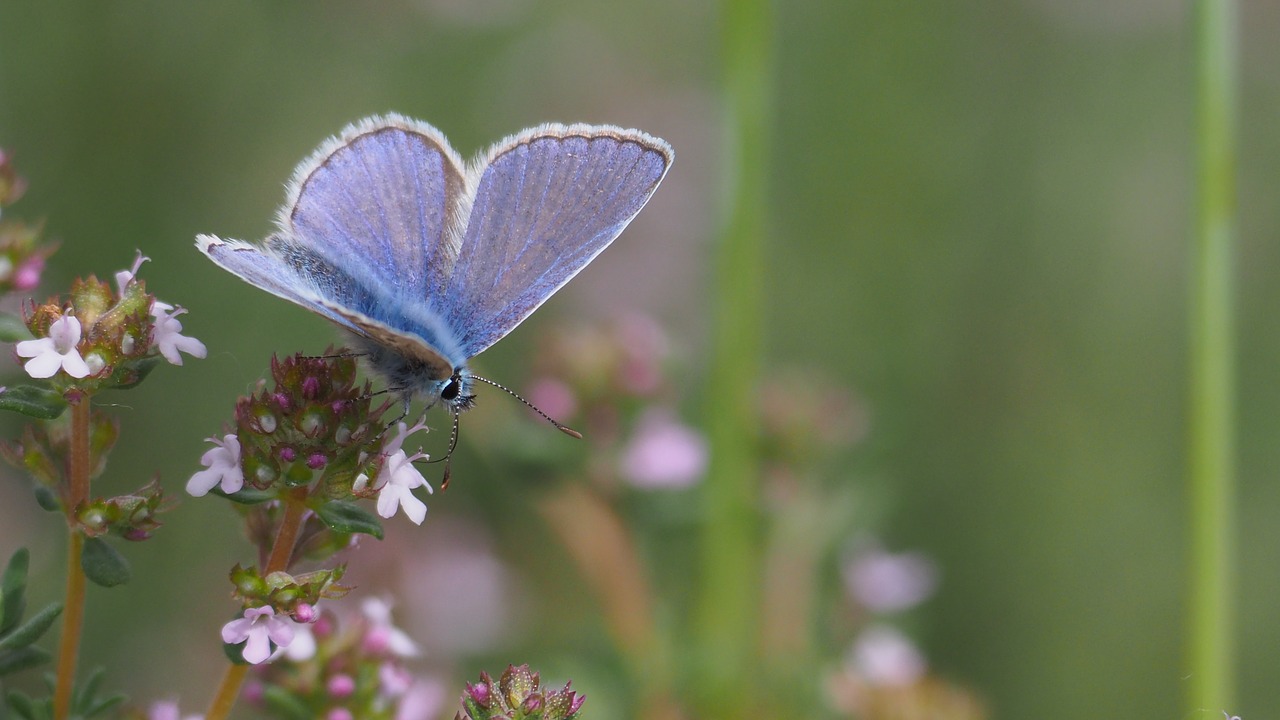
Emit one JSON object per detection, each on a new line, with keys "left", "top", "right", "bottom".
{"left": 283, "top": 116, "right": 466, "bottom": 302}
{"left": 197, "top": 235, "right": 371, "bottom": 337}
{"left": 441, "top": 126, "right": 673, "bottom": 358}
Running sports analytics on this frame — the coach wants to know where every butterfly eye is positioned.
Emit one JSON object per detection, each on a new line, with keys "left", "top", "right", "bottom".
{"left": 441, "top": 377, "right": 460, "bottom": 401}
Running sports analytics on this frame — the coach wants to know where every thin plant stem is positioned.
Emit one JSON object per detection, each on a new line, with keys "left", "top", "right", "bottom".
{"left": 1188, "top": 0, "right": 1237, "bottom": 714}
{"left": 694, "top": 0, "right": 772, "bottom": 713}
{"left": 53, "top": 399, "right": 91, "bottom": 720}
{"left": 204, "top": 488, "right": 310, "bottom": 720}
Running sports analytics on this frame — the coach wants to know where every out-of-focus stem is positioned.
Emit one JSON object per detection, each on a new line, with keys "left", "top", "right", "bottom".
{"left": 1188, "top": 0, "right": 1238, "bottom": 714}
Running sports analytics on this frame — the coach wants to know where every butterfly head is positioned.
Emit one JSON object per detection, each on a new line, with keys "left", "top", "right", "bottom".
{"left": 439, "top": 368, "right": 476, "bottom": 412}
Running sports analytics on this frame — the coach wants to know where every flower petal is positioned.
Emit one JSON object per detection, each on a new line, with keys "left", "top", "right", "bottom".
{"left": 22, "top": 352, "right": 61, "bottom": 379}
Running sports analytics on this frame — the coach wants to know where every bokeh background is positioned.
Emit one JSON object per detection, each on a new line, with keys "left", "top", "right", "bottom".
{"left": 1, "top": 1, "right": 1278, "bottom": 718}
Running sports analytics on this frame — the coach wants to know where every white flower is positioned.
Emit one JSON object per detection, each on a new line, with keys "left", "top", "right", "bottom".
{"left": 221, "top": 606, "right": 294, "bottom": 665}
{"left": 187, "top": 434, "right": 243, "bottom": 497}
{"left": 360, "top": 423, "right": 431, "bottom": 525}
{"left": 151, "top": 301, "right": 207, "bottom": 365}
{"left": 15, "top": 315, "right": 91, "bottom": 379}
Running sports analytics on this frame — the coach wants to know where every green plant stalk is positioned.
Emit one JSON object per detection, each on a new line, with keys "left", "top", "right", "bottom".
{"left": 53, "top": 400, "right": 91, "bottom": 720}
{"left": 204, "top": 488, "right": 309, "bottom": 720}
{"left": 695, "top": 0, "right": 773, "bottom": 712}
{"left": 1188, "top": 0, "right": 1237, "bottom": 714}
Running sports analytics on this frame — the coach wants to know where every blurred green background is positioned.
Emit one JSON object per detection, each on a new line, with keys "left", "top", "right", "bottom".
{"left": 1, "top": 1, "right": 1277, "bottom": 718}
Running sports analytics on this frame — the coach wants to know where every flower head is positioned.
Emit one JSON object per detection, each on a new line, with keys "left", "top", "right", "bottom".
{"left": 222, "top": 606, "right": 296, "bottom": 665}
{"left": 15, "top": 314, "right": 90, "bottom": 379}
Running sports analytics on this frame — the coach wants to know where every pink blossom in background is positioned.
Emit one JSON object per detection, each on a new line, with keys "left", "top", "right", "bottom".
{"left": 525, "top": 377, "right": 578, "bottom": 422}
{"left": 619, "top": 408, "right": 707, "bottom": 489}
{"left": 397, "top": 518, "right": 514, "bottom": 655}
{"left": 394, "top": 677, "right": 447, "bottom": 720}
{"left": 848, "top": 625, "right": 926, "bottom": 687}
{"left": 842, "top": 543, "right": 938, "bottom": 613}
{"left": 613, "top": 313, "right": 668, "bottom": 395}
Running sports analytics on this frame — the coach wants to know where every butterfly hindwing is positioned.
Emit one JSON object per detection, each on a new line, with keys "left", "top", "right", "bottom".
{"left": 439, "top": 125, "right": 673, "bottom": 358}
{"left": 282, "top": 114, "right": 467, "bottom": 302}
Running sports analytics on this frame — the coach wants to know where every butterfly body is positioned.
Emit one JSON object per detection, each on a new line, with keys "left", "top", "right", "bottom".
{"left": 198, "top": 114, "right": 672, "bottom": 415}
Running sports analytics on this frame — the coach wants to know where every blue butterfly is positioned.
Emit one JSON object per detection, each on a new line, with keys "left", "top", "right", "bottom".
{"left": 197, "top": 114, "right": 673, "bottom": 433}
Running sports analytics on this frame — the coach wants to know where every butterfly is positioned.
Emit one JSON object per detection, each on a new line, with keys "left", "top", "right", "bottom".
{"left": 197, "top": 114, "right": 673, "bottom": 439}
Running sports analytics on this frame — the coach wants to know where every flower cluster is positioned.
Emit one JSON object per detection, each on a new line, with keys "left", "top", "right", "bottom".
{"left": 188, "top": 352, "right": 432, "bottom": 525}
{"left": 456, "top": 665, "right": 584, "bottom": 720}
{"left": 12, "top": 253, "right": 205, "bottom": 397}
{"left": 242, "top": 599, "right": 444, "bottom": 720}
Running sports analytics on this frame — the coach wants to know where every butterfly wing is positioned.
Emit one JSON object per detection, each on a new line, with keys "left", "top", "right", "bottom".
{"left": 281, "top": 114, "right": 467, "bottom": 302}
{"left": 439, "top": 125, "right": 673, "bottom": 358}
{"left": 197, "top": 114, "right": 472, "bottom": 378}
{"left": 197, "top": 234, "right": 460, "bottom": 381}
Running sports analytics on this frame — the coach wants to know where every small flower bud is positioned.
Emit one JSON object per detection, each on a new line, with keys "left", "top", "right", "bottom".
{"left": 327, "top": 674, "right": 355, "bottom": 699}
{"left": 292, "top": 602, "right": 318, "bottom": 623}
{"left": 466, "top": 681, "right": 492, "bottom": 709}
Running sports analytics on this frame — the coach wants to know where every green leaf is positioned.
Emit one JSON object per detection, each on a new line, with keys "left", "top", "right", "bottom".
{"left": 0, "top": 549, "right": 29, "bottom": 635}
{"left": 81, "top": 693, "right": 125, "bottom": 719}
{"left": 73, "top": 666, "right": 105, "bottom": 712}
{"left": 0, "top": 646, "right": 50, "bottom": 678}
{"left": 80, "top": 537, "right": 131, "bottom": 588}
{"left": 210, "top": 485, "right": 277, "bottom": 505}
{"left": 32, "top": 486, "right": 59, "bottom": 512}
{"left": 261, "top": 685, "right": 314, "bottom": 720}
{"left": 6, "top": 689, "right": 38, "bottom": 719}
{"left": 0, "top": 313, "right": 32, "bottom": 342}
{"left": 107, "top": 355, "right": 162, "bottom": 390}
{"left": 0, "top": 385, "right": 67, "bottom": 420}
{"left": 0, "top": 603, "right": 62, "bottom": 651}
{"left": 314, "top": 501, "right": 384, "bottom": 540}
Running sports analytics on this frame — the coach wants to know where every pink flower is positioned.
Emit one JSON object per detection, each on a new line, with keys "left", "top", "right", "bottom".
{"left": 15, "top": 315, "right": 90, "bottom": 379}
{"left": 13, "top": 255, "right": 45, "bottom": 291}
{"left": 361, "top": 597, "right": 420, "bottom": 658}
{"left": 394, "top": 677, "right": 447, "bottom": 720}
{"left": 221, "top": 606, "right": 295, "bottom": 664}
{"left": 619, "top": 408, "right": 707, "bottom": 489}
{"left": 187, "top": 434, "right": 243, "bottom": 497}
{"left": 843, "top": 543, "right": 938, "bottom": 613}
{"left": 525, "top": 377, "right": 578, "bottom": 422}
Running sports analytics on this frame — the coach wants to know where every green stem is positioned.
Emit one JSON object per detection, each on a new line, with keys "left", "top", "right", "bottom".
{"left": 1188, "top": 0, "right": 1237, "bottom": 714}
{"left": 53, "top": 399, "right": 91, "bottom": 720}
{"left": 204, "top": 488, "right": 309, "bottom": 720}
{"left": 695, "top": 0, "right": 773, "bottom": 713}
